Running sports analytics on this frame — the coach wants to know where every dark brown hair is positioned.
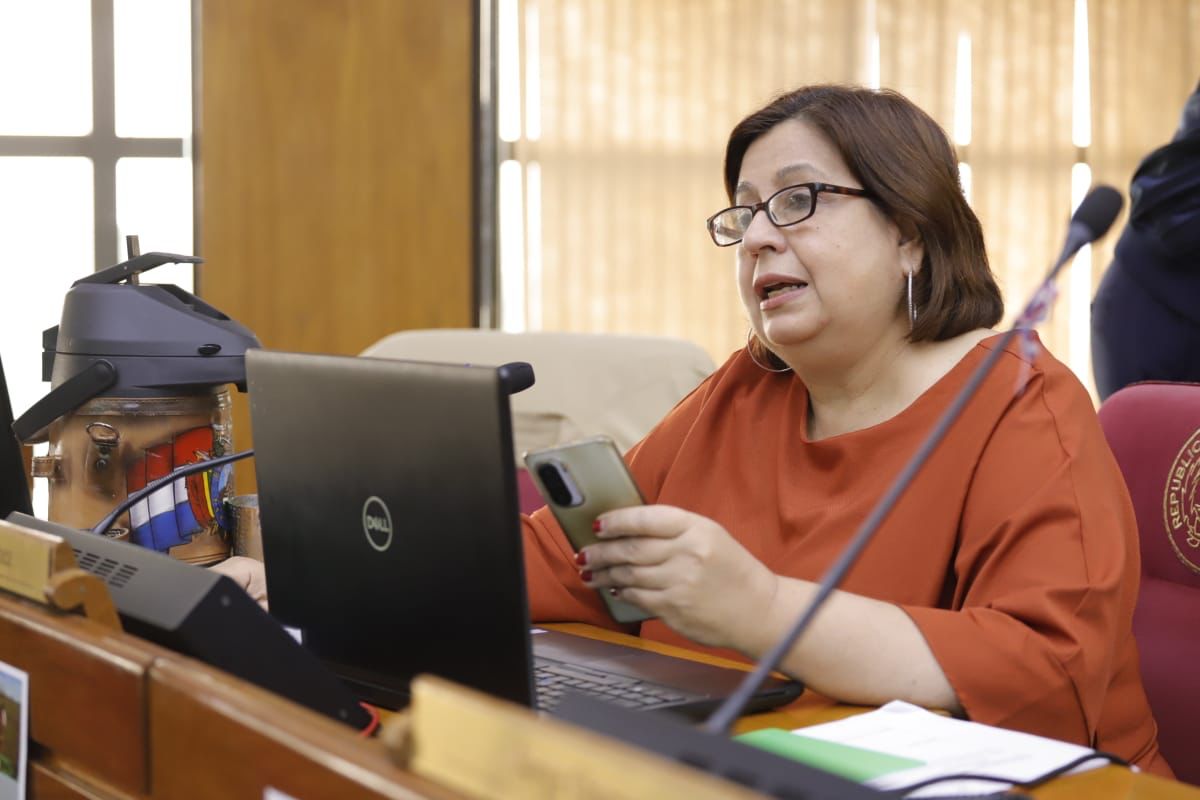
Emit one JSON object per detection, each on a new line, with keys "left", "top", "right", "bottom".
{"left": 726, "top": 85, "right": 1003, "bottom": 355}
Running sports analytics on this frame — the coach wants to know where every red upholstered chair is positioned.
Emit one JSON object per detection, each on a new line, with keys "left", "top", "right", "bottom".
{"left": 515, "top": 468, "right": 546, "bottom": 516}
{"left": 1097, "top": 381, "right": 1200, "bottom": 784}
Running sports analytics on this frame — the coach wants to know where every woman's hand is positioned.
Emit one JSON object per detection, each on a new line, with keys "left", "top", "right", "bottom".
{"left": 578, "top": 505, "right": 779, "bottom": 651}
{"left": 578, "top": 507, "right": 959, "bottom": 711}
{"left": 209, "top": 556, "right": 269, "bottom": 610}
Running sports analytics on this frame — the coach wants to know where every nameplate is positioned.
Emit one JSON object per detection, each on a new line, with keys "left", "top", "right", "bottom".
{"left": 0, "top": 519, "right": 78, "bottom": 603}
{"left": 401, "top": 676, "right": 762, "bottom": 799}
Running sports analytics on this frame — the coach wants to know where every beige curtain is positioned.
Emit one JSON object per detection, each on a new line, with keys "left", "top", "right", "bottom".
{"left": 1088, "top": 0, "right": 1200, "bottom": 290}
{"left": 876, "top": 0, "right": 963, "bottom": 122}
{"left": 510, "top": 0, "right": 1200, "bottom": 395}
{"left": 843, "top": 0, "right": 1082, "bottom": 367}
{"left": 512, "top": 0, "right": 868, "bottom": 362}
{"left": 923, "top": 1, "right": 1076, "bottom": 359}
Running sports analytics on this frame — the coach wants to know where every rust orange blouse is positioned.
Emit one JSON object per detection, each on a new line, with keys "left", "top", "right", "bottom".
{"left": 522, "top": 333, "right": 1169, "bottom": 775}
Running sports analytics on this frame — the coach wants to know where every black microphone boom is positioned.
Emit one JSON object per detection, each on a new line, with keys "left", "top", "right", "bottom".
{"left": 548, "top": 190, "right": 1123, "bottom": 797}
{"left": 701, "top": 184, "right": 1124, "bottom": 735}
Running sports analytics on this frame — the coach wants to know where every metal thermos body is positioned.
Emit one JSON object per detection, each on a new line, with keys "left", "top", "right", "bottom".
{"left": 33, "top": 389, "right": 234, "bottom": 565}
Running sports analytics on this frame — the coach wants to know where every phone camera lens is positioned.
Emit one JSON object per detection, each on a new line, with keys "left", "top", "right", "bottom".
{"left": 535, "top": 462, "right": 583, "bottom": 507}
{"left": 536, "top": 464, "right": 571, "bottom": 505}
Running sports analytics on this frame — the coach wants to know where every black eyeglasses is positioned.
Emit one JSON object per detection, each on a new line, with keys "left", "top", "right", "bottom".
{"left": 705, "top": 182, "right": 872, "bottom": 246}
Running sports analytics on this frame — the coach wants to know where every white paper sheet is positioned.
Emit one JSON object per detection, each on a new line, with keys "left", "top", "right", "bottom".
{"left": 795, "top": 700, "right": 1115, "bottom": 797}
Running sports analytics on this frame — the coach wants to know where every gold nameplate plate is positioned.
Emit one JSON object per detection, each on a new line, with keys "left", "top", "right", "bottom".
{"left": 0, "top": 519, "right": 78, "bottom": 602}
{"left": 397, "top": 675, "right": 761, "bottom": 800}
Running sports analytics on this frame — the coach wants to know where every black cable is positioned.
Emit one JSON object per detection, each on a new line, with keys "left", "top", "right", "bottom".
{"left": 90, "top": 448, "right": 255, "bottom": 537}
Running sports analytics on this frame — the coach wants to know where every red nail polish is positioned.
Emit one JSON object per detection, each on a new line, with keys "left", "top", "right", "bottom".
{"left": 592, "top": 518, "right": 603, "bottom": 533}
{"left": 608, "top": 588, "right": 620, "bottom": 597}
{"left": 575, "top": 550, "right": 588, "bottom": 566}
{"left": 580, "top": 570, "right": 593, "bottom": 582}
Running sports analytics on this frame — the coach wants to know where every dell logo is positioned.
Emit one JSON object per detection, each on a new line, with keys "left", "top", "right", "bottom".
{"left": 361, "top": 496, "right": 394, "bottom": 552}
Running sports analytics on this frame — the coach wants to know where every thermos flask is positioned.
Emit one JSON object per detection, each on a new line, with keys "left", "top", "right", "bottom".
{"left": 14, "top": 251, "right": 260, "bottom": 565}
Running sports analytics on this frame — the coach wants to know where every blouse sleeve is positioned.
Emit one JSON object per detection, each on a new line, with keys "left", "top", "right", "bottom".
{"left": 902, "top": 364, "right": 1140, "bottom": 745}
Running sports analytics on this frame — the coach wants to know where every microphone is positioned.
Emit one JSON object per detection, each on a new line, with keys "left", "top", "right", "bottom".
{"left": 1053, "top": 185, "right": 1123, "bottom": 274}
{"left": 701, "top": 184, "right": 1124, "bottom": 734}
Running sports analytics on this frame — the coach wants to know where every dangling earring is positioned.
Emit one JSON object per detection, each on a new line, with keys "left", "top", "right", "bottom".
{"left": 746, "top": 330, "right": 791, "bottom": 373}
{"left": 907, "top": 270, "right": 917, "bottom": 332}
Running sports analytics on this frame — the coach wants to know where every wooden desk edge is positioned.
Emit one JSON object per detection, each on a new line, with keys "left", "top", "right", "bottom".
{"left": 541, "top": 623, "right": 1198, "bottom": 798}
{"left": 148, "top": 654, "right": 461, "bottom": 799}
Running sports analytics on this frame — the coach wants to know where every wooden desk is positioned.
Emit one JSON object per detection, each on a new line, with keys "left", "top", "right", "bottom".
{"left": 2, "top": 580, "right": 1190, "bottom": 799}
{"left": 0, "top": 591, "right": 159, "bottom": 798}
{"left": 148, "top": 654, "right": 459, "bottom": 800}
{"left": 544, "top": 623, "right": 1199, "bottom": 799}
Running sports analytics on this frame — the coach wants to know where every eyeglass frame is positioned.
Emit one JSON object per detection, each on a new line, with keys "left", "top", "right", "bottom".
{"left": 705, "top": 182, "right": 873, "bottom": 247}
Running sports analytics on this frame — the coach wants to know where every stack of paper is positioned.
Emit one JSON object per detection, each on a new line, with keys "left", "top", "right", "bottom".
{"left": 738, "top": 700, "right": 1112, "bottom": 797}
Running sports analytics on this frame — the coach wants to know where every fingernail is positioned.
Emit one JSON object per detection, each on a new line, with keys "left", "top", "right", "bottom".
{"left": 592, "top": 518, "right": 603, "bottom": 533}
{"left": 580, "top": 570, "right": 593, "bottom": 582}
{"left": 575, "top": 550, "right": 588, "bottom": 566}
{"left": 608, "top": 588, "right": 620, "bottom": 597}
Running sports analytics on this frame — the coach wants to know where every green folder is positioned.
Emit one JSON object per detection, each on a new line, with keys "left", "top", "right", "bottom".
{"left": 735, "top": 728, "right": 925, "bottom": 782}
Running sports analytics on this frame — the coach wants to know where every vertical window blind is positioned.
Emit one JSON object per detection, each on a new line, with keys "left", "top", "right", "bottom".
{"left": 500, "top": 0, "right": 1200, "bottom": 398}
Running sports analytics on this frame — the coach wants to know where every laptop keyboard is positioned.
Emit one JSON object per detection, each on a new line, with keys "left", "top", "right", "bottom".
{"left": 534, "top": 657, "right": 695, "bottom": 712}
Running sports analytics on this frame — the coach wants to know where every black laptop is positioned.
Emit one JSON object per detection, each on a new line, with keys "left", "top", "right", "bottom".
{"left": 246, "top": 348, "right": 802, "bottom": 718}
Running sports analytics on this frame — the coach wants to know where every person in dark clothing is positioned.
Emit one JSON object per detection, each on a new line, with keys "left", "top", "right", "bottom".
{"left": 1092, "top": 80, "right": 1200, "bottom": 401}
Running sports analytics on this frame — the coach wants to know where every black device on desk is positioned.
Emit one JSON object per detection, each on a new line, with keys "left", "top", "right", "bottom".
{"left": 246, "top": 349, "right": 803, "bottom": 717}
{"left": 5, "top": 511, "right": 371, "bottom": 730}
{"left": 0, "top": 355, "right": 32, "bottom": 519}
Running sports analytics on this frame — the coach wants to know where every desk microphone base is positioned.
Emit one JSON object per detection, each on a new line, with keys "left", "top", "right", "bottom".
{"left": 555, "top": 692, "right": 884, "bottom": 799}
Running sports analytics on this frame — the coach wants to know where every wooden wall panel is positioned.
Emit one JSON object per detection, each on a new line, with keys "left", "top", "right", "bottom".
{"left": 197, "top": 0, "right": 477, "bottom": 487}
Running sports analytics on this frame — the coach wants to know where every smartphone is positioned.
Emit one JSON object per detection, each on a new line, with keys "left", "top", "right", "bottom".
{"left": 523, "top": 435, "right": 654, "bottom": 624}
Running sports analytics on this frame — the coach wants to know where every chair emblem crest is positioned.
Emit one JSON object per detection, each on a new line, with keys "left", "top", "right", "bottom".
{"left": 1164, "top": 427, "right": 1200, "bottom": 574}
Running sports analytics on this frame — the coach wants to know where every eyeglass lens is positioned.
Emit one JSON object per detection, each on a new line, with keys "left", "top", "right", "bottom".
{"left": 770, "top": 185, "right": 815, "bottom": 224}
{"left": 709, "top": 185, "right": 816, "bottom": 245}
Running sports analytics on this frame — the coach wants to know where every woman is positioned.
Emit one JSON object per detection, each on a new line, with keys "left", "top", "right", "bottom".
{"left": 521, "top": 85, "right": 1170, "bottom": 775}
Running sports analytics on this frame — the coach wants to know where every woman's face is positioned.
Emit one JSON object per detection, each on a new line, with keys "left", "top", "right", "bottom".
{"left": 734, "top": 119, "right": 922, "bottom": 361}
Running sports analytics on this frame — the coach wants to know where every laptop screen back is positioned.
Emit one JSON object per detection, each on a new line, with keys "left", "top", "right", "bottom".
{"left": 0, "top": 355, "right": 32, "bottom": 519}
{"left": 246, "top": 349, "right": 535, "bottom": 707}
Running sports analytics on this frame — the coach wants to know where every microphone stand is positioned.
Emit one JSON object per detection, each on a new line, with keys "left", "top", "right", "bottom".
{"left": 703, "top": 186, "right": 1123, "bottom": 734}
{"left": 555, "top": 187, "right": 1122, "bottom": 799}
